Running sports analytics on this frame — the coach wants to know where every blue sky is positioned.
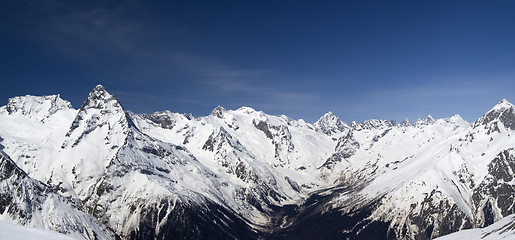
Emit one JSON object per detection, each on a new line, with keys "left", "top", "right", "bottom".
{"left": 2, "top": 1, "right": 515, "bottom": 123}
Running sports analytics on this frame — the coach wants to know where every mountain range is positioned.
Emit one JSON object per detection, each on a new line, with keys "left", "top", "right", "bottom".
{"left": 0, "top": 85, "right": 514, "bottom": 239}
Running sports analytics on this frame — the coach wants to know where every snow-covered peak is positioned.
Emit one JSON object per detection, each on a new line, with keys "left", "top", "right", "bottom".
{"left": 79, "top": 84, "right": 121, "bottom": 111}
{"left": 314, "top": 111, "right": 348, "bottom": 135}
{"left": 474, "top": 99, "right": 515, "bottom": 130}
{"left": 63, "top": 85, "right": 129, "bottom": 150}
{"left": 235, "top": 106, "right": 258, "bottom": 114}
{"left": 210, "top": 105, "right": 226, "bottom": 118}
{"left": 446, "top": 114, "right": 469, "bottom": 126}
{"left": 492, "top": 99, "right": 513, "bottom": 111}
{"left": 399, "top": 118, "right": 412, "bottom": 127}
{"left": 2, "top": 95, "right": 73, "bottom": 121}
{"left": 414, "top": 115, "right": 436, "bottom": 126}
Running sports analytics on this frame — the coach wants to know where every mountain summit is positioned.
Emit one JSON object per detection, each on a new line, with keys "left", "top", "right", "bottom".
{"left": 474, "top": 99, "right": 515, "bottom": 130}
{"left": 63, "top": 85, "right": 128, "bottom": 148}
{"left": 314, "top": 111, "right": 348, "bottom": 135}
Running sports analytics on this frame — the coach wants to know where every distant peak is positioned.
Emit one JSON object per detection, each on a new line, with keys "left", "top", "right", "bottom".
{"left": 317, "top": 111, "right": 338, "bottom": 122}
{"left": 4, "top": 94, "right": 73, "bottom": 120}
{"left": 236, "top": 106, "right": 257, "bottom": 113}
{"left": 210, "top": 105, "right": 226, "bottom": 118}
{"left": 316, "top": 111, "right": 339, "bottom": 122}
{"left": 314, "top": 111, "right": 348, "bottom": 135}
{"left": 474, "top": 99, "right": 515, "bottom": 130}
{"left": 355, "top": 119, "right": 395, "bottom": 130}
{"left": 400, "top": 118, "right": 412, "bottom": 127}
{"left": 94, "top": 84, "right": 105, "bottom": 90}
{"left": 494, "top": 99, "right": 513, "bottom": 109}
{"left": 77, "top": 85, "right": 121, "bottom": 112}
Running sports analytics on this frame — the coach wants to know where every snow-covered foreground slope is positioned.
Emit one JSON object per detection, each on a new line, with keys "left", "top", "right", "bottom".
{"left": 0, "top": 85, "right": 514, "bottom": 239}
{"left": 435, "top": 214, "right": 515, "bottom": 240}
{"left": 0, "top": 220, "right": 76, "bottom": 240}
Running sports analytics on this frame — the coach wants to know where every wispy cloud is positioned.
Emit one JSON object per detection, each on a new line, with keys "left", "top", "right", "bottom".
{"left": 166, "top": 54, "right": 320, "bottom": 107}
{"left": 8, "top": 1, "right": 158, "bottom": 59}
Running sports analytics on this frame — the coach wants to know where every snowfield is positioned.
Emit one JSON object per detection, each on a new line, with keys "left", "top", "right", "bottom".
{"left": 0, "top": 220, "right": 76, "bottom": 240}
{"left": 435, "top": 214, "right": 515, "bottom": 240}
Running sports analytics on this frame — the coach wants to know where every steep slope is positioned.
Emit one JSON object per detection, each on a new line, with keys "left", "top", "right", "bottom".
{"left": 0, "top": 150, "right": 117, "bottom": 239}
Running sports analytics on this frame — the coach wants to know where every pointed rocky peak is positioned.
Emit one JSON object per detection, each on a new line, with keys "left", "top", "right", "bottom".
{"left": 493, "top": 99, "right": 513, "bottom": 110}
{"left": 183, "top": 113, "right": 195, "bottom": 120}
{"left": 351, "top": 121, "right": 360, "bottom": 130}
{"left": 474, "top": 99, "right": 515, "bottom": 130}
{"left": 317, "top": 111, "right": 337, "bottom": 122}
{"left": 314, "top": 111, "right": 348, "bottom": 135}
{"left": 79, "top": 84, "right": 122, "bottom": 112}
{"left": 210, "top": 105, "right": 226, "bottom": 118}
{"left": 63, "top": 85, "right": 129, "bottom": 148}
{"left": 449, "top": 114, "right": 463, "bottom": 122}
{"left": 399, "top": 118, "right": 412, "bottom": 127}
{"left": 415, "top": 115, "right": 436, "bottom": 126}
{"left": 3, "top": 94, "right": 73, "bottom": 121}
{"left": 446, "top": 114, "right": 470, "bottom": 127}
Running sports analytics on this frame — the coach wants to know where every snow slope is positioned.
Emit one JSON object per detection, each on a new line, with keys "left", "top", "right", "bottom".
{"left": 435, "top": 214, "right": 515, "bottom": 240}
{"left": 0, "top": 220, "right": 76, "bottom": 240}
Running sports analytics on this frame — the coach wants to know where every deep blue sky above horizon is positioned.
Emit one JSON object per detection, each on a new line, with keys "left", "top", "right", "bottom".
{"left": 2, "top": 1, "right": 515, "bottom": 123}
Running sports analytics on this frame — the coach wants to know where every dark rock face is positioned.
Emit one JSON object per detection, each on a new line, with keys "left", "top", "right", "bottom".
{"left": 262, "top": 186, "right": 392, "bottom": 240}
{"left": 253, "top": 120, "right": 294, "bottom": 165}
{"left": 141, "top": 112, "right": 176, "bottom": 130}
{"left": 0, "top": 152, "right": 33, "bottom": 222}
{"left": 353, "top": 119, "right": 395, "bottom": 131}
{"left": 320, "top": 131, "right": 359, "bottom": 169}
{"left": 210, "top": 106, "right": 226, "bottom": 119}
{"left": 127, "top": 199, "right": 258, "bottom": 240}
{"left": 393, "top": 191, "right": 473, "bottom": 239}
{"left": 474, "top": 99, "right": 515, "bottom": 131}
{"left": 473, "top": 148, "right": 515, "bottom": 227}
{"left": 253, "top": 120, "right": 273, "bottom": 139}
